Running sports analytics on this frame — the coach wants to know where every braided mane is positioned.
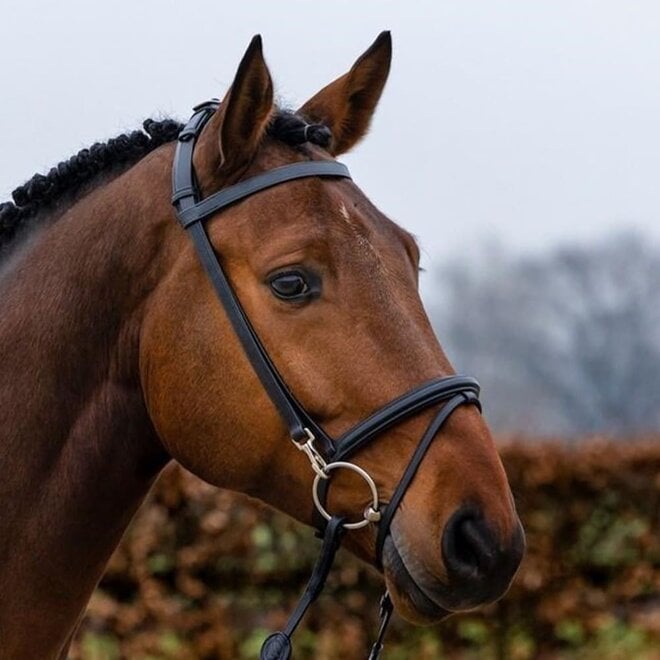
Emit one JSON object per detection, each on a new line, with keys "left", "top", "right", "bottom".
{"left": 0, "top": 109, "right": 330, "bottom": 258}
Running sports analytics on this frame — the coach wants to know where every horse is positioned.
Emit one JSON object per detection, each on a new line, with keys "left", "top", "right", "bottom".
{"left": 0, "top": 32, "right": 524, "bottom": 659}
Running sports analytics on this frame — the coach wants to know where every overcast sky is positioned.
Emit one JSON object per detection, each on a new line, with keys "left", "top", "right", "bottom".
{"left": 2, "top": 1, "right": 660, "bottom": 290}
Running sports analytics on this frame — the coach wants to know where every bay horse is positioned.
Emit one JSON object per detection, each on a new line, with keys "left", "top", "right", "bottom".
{"left": 0, "top": 33, "right": 524, "bottom": 659}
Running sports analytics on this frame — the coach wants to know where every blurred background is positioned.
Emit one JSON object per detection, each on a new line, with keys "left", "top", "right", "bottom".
{"left": 2, "top": 1, "right": 659, "bottom": 658}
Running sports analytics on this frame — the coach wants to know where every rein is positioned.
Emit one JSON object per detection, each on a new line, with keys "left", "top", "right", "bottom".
{"left": 171, "top": 101, "right": 482, "bottom": 659}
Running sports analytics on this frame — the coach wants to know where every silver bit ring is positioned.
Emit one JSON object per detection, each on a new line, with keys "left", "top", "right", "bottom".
{"left": 312, "top": 461, "right": 381, "bottom": 530}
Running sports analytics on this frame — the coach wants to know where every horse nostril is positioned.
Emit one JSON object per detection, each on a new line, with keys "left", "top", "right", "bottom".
{"left": 442, "top": 507, "right": 498, "bottom": 580}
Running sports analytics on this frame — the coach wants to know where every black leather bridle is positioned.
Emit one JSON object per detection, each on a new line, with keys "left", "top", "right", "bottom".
{"left": 171, "top": 100, "right": 482, "bottom": 660}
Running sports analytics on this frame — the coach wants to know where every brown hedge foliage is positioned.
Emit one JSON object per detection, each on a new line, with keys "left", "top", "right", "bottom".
{"left": 70, "top": 440, "right": 660, "bottom": 659}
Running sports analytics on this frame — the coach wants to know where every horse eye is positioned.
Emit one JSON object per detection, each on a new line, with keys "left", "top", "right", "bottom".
{"left": 268, "top": 271, "right": 313, "bottom": 301}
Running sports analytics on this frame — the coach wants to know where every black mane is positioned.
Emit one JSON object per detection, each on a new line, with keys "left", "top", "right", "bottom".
{"left": 0, "top": 109, "right": 330, "bottom": 256}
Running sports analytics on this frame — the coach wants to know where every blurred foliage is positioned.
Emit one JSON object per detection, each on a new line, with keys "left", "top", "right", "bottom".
{"left": 70, "top": 439, "right": 660, "bottom": 659}
{"left": 434, "top": 234, "right": 660, "bottom": 435}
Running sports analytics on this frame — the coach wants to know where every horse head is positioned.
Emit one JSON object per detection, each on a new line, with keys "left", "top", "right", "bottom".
{"left": 141, "top": 33, "right": 524, "bottom": 625}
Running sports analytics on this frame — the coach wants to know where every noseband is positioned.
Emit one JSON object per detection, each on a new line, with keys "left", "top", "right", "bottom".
{"left": 172, "top": 101, "right": 482, "bottom": 660}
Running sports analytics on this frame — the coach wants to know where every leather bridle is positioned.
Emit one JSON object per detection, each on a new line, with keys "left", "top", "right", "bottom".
{"left": 171, "top": 100, "right": 482, "bottom": 660}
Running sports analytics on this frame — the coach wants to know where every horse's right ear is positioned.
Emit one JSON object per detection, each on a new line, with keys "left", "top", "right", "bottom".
{"left": 298, "top": 31, "right": 392, "bottom": 155}
{"left": 197, "top": 35, "right": 274, "bottom": 177}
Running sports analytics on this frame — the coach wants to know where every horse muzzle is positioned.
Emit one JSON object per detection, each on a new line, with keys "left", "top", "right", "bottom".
{"left": 383, "top": 507, "right": 525, "bottom": 622}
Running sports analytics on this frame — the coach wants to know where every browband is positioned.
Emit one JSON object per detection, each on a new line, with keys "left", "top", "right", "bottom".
{"left": 176, "top": 160, "right": 351, "bottom": 228}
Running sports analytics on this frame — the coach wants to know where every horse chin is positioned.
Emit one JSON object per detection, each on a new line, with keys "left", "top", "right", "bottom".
{"left": 381, "top": 536, "right": 452, "bottom": 624}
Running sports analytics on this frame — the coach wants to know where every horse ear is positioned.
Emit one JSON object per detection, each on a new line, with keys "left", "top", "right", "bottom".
{"left": 212, "top": 35, "right": 274, "bottom": 173}
{"left": 298, "top": 31, "right": 392, "bottom": 156}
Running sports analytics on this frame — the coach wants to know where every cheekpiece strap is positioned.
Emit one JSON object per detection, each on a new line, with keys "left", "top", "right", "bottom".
{"left": 171, "top": 101, "right": 352, "bottom": 455}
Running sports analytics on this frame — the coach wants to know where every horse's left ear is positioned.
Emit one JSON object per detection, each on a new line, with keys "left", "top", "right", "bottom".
{"left": 298, "top": 31, "right": 392, "bottom": 156}
{"left": 196, "top": 35, "right": 274, "bottom": 178}
{"left": 218, "top": 35, "right": 274, "bottom": 171}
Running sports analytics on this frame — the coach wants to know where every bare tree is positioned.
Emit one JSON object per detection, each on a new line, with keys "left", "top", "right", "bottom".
{"left": 431, "top": 233, "right": 660, "bottom": 436}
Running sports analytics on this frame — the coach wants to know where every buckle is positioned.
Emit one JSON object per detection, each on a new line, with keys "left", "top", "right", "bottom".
{"left": 192, "top": 98, "right": 220, "bottom": 112}
{"left": 291, "top": 428, "right": 328, "bottom": 479}
{"left": 178, "top": 100, "right": 221, "bottom": 142}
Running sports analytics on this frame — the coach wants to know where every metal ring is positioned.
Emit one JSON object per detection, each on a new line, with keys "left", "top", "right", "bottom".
{"left": 312, "top": 461, "right": 380, "bottom": 530}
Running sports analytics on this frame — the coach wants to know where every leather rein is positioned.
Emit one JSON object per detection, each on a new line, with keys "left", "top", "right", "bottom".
{"left": 171, "top": 100, "right": 482, "bottom": 660}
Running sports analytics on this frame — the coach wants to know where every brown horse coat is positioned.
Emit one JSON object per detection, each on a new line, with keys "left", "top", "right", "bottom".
{"left": 0, "top": 33, "right": 523, "bottom": 658}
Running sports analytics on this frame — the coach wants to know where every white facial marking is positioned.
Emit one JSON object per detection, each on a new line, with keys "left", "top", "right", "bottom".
{"left": 337, "top": 200, "right": 388, "bottom": 276}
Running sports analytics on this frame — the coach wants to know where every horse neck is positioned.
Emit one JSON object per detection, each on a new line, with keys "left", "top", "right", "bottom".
{"left": 0, "top": 154, "right": 172, "bottom": 658}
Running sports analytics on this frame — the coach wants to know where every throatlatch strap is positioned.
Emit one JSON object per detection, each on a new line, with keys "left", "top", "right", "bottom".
{"left": 260, "top": 516, "right": 347, "bottom": 660}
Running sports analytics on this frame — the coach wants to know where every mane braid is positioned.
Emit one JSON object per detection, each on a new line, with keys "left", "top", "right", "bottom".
{"left": 0, "top": 109, "right": 330, "bottom": 257}
{"left": 0, "top": 118, "right": 183, "bottom": 253}
{"left": 268, "top": 110, "right": 332, "bottom": 148}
